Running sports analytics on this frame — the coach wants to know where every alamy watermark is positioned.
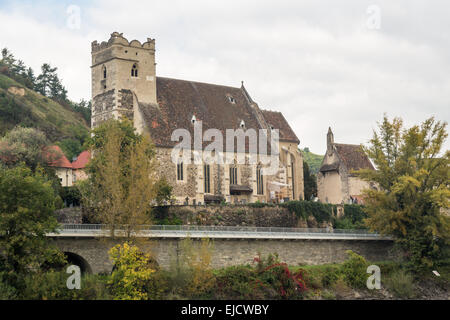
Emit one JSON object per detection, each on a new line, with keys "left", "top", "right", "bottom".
{"left": 366, "top": 5, "right": 381, "bottom": 30}
{"left": 66, "top": 265, "right": 81, "bottom": 290}
{"left": 66, "top": 5, "right": 81, "bottom": 30}
{"left": 366, "top": 265, "right": 381, "bottom": 290}
{"left": 170, "top": 121, "right": 281, "bottom": 176}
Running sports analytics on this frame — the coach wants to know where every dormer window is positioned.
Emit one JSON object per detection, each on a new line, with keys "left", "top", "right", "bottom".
{"left": 227, "top": 96, "right": 236, "bottom": 104}
{"left": 131, "top": 64, "right": 138, "bottom": 77}
{"left": 191, "top": 115, "right": 197, "bottom": 124}
{"left": 240, "top": 120, "right": 245, "bottom": 129}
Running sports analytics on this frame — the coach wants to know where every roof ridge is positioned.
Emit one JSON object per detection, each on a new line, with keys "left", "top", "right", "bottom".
{"left": 157, "top": 76, "right": 241, "bottom": 90}
{"left": 334, "top": 143, "right": 362, "bottom": 147}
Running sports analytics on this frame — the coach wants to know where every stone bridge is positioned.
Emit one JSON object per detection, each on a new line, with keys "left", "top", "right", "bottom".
{"left": 50, "top": 225, "right": 395, "bottom": 274}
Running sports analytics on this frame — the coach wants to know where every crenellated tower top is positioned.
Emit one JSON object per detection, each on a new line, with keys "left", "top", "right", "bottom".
{"left": 91, "top": 32, "right": 155, "bottom": 53}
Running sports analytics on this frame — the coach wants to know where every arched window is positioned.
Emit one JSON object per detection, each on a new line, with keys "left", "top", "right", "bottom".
{"left": 131, "top": 64, "right": 138, "bottom": 77}
{"left": 177, "top": 160, "right": 184, "bottom": 181}
{"left": 229, "top": 165, "right": 238, "bottom": 185}
{"left": 204, "top": 164, "right": 210, "bottom": 193}
{"left": 256, "top": 165, "right": 264, "bottom": 195}
{"left": 103, "top": 66, "right": 107, "bottom": 79}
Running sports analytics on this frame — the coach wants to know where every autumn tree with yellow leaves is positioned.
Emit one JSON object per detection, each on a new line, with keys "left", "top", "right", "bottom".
{"left": 356, "top": 115, "right": 449, "bottom": 270}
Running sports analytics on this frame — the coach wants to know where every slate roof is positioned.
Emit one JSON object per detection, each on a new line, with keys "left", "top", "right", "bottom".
{"left": 334, "top": 143, "right": 375, "bottom": 171}
{"left": 139, "top": 77, "right": 299, "bottom": 151}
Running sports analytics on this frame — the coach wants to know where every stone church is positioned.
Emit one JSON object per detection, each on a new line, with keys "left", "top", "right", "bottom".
{"left": 317, "top": 128, "right": 375, "bottom": 204}
{"left": 91, "top": 32, "right": 304, "bottom": 205}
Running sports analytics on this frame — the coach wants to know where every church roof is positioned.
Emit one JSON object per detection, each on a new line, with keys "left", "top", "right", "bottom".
{"left": 261, "top": 110, "right": 300, "bottom": 144}
{"left": 334, "top": 143, "right": 375, "bottom": 172}
{"left": 139, "top": 77, "right": 299, "bottom": 151}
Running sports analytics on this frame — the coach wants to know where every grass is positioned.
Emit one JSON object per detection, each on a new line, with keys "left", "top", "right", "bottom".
{"left": 383, "top": 270, "right": 417, "bottom": 299}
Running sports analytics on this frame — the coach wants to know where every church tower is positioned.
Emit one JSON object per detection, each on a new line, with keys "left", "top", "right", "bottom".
{"left": 90, "top": 32, "right": 157, "bottom": 129}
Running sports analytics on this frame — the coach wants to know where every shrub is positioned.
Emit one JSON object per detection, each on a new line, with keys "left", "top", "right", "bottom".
{"left": 108, "top": 242, "right": 156, "bottom": 300}
{"left": 145, "top": 270, "right": 171, "bottom": 300}
{"left": 0, "top": 272, "right": 17, "bottom": 300}
{"left": 333, "top": 278, "right": 352, "bottom": 299}
{"left": 168, "top": 237, "right": 215, "bottom": 299}
{"left": 253, "top": 252, "right": 308, "bottom": 299}
{"left": 321, "top": 289, "right": 337, "bottom": 300}
{"left": 384, "top": 270, "right": 417, "bottom": 299}
{"left": 214, "top": 265, "right": 261, "bottom": 300}
{"left": 340, "top": 250, "right": 368, "bottom": 289}
{"left": 21, "top": 271, "right": 75, "bottom": 300}
{"left": 321, "top": 266, "right": 340, "bottom": 287}
{"left": 282, "top": 200, "right": 334, "bottom": 223}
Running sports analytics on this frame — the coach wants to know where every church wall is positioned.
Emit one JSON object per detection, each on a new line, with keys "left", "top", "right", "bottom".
{"left": 318, "top": 171, "right": 343, "bottom": 204}
{"left": 348, "top": 176, "right": 371, "bottom": 198}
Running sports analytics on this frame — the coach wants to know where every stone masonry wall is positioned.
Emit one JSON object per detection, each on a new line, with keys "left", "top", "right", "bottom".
{"left": 157, "top": 205, "right": 331, "bottom": 228}
{"left": 54, "top": 237, "right": 395, "bottom": 274}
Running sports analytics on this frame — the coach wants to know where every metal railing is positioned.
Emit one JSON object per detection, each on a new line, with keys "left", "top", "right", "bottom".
{"left": 55, "top": 224, "right": 384, "bottom": 239}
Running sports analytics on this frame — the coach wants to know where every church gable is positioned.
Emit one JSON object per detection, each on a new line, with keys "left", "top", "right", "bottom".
{"left": 334, "top": 143, "right": 374, "bottom": 172}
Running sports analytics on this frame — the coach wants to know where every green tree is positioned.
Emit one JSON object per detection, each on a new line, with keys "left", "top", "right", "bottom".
{"left": 154, "top": 176, "right": 174, "bottom": 205}
{"left": 356, "top": 115, "right": 450, "bottom": 270}
{"left": 57, "top": 138, "right": 82, "bottom": 161}
{"left": 35, "top": 63, "right": 67, "bottom": 101}
{"left": 0, "top": 126, "right": 50, "bottom": 169}
{"left": 79, "top": 119, "right": 157, "bottom": 238}
{"left": 303, "top": 160, "right": 317, "bottom": 200}
{"left": 0, "top": 165, "right": 65, "bottom": 289}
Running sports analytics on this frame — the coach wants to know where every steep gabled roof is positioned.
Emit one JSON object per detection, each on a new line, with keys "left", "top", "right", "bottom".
{"left": 71, "top": 150, "right": 91, "bottom": 169}
{"left": 261, "top": 110, "right": 300, "bottom": 144}
{"left": 334, "top": 143, "right": 374, "bottom": 172}
{"left": 139, "top": 77, "right": 297, "bottom": 152}
{"left": 44, "top": 145, "right": 72, "bottom": 168}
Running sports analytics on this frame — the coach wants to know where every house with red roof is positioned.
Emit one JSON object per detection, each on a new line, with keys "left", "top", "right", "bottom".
{"left": 71, "top": 150, "right": 91, "bottom": 183}
{"left": 44, "top": 145, "right": 74, "bottom": 187}
{"left": 44, "top": 146, "right": 91, "bottom": 187}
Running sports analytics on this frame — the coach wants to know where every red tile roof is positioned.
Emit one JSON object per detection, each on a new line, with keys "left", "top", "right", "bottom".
{"left": 71, "top": 150, "right": 91, "bottom": 169}
{"left": 44, "top": 145, "right": 72, "bottom": 168}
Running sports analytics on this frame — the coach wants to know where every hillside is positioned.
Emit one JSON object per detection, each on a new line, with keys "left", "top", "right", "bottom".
{"left": 301, "top": 148, "right": 323, "bottom": 174}
{"left": 0, "top": 73, "right": 90, "bottom": 159}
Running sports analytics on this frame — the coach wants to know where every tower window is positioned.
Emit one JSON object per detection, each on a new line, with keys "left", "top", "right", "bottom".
{"left": 131, "top": 64, "right": 138, "bottom": 77}
{"left": 103, "top": 66, "right": 107, "bottom": 79}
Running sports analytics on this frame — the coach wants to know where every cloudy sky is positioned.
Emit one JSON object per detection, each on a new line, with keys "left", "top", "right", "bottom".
{"left": 0, "top": 0, "right": 448, "bottom": 154}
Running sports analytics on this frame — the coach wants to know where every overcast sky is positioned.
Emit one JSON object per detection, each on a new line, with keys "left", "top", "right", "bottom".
{"left": 0, "top": 0, "right": 449, "bottom": 154}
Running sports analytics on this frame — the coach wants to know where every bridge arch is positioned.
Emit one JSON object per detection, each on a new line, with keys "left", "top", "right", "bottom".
{"left": 64, "top": 252, "right": 92, "bottom": 274}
